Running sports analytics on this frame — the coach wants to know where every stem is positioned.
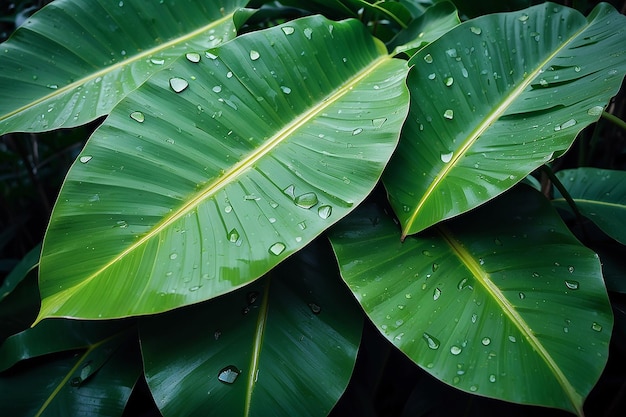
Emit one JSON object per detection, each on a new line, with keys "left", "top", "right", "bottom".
{"left": 541, "top": 165, "right": 588, "bottom": 238}
{"left": 601, "top": 111, "right": 626, "bottom": 132}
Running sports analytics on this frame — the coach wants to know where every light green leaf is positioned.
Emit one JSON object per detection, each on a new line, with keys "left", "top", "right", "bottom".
{"left": 37, "top": 15, "right": 410, "bottom": 321}
{"left": 0, "top": 327, "right": 139, "bottom": 417}
{"left": 140, "top": 240, "right": 362, "bottom": 417}
{"left": 0, "top": 0, "right": 248, "bottom": 135}
{"left": 554, "top": 168, "right": 626, "bottom": 245}
{"left": 329, "top": 186, "right": 612, "bottom": 416}
{"left": 384, "top": 2, "right": 626, "bottom": 237}
{"left": 388, "top": 1, "right": 460, "bottom": 56}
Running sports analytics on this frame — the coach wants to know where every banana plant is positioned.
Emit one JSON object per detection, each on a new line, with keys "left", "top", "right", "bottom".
{"left": 1, "top": 1, "right": 625, "bottom": 416}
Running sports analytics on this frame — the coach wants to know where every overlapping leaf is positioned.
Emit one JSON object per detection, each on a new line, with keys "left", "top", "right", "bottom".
{"left": 384, "top": 2, "right": 626, "bottom": 237}
{"left": 0, "top": 324, "right": 139, "bottom": 416}
{"left": 329, "top": 186, "right": 612, "bottom": 416}
{"left": 37, "top": 15, "right": 410, "bottom": 321}
{"left": 0, "top": 0, "right": 248, "bottom": 134}
{"left": 140, "top": 241, "right": 362, "bottom": 417}
{"left": 554, "top": 168, "right": 626, "bottom": 245}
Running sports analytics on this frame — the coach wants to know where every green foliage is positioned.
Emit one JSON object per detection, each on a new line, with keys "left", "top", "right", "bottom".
{"left": 1, "top": 1, "right": 625, "bottom": 416}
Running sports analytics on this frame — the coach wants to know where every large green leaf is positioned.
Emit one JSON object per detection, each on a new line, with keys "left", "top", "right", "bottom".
{"left": 37, "top": 15, "right": 410, "bottom": 321}
{"left": 0, "top": 0, "right": 248, "bottom": 135}
{"left": 140, "top": 240, "right": 362, "bottom": 417}
{"left": 329, "top": 186, "right": 612, "bottom": 416}
{"left": 0, "top": 326, "right": 140, "bottom": 416}
{"left": 554, "top": 168, "right": 626, "bottom": 245}
{"left": 384, "top": 2, "right": 626, "bottom": 237}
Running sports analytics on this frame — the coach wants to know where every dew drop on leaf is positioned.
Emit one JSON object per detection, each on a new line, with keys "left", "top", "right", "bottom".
{"left": 130, "top": 111, "right": 144, "bottom": 123}
{"left": 450, "top": 345, "right": 462, "bottom": 355}
{"left": 227, "top": 228, "right": 239, "bottom": 243}
{"left": 269, "top": 242, "right": 286, "bottom": 256}
{"left": 481, "top": 337, "right": 491, "bottom": 346}
{"left": 440, "top": 151, "right": 454, "bottom": 163}
{"left": 212, "top": 85, "right": 222, "bottom": 93}
{"left": 185, "top": 52, "right": 200, "bottom": 63}
{"left": 280, "top": 85, "right": 291, "bottom": 94}
{"left": 250, "top": 50, "right": 260, "bottom": 61}
{"left": 587, "top": 105, "right": 604, "bottom": 116}
{"left": 318, "top": 205, "right": 332, "bottom": 219}
{"left": 423, "top": 332, "right": 440, "bottom": 349}
{"left": 470, "top": 26, "right": 482, "bottom": 35}
{"left": 217, "top": 365, "right": 240, "bottom": 384}
{"left": 282, "top": 26, "right": 295, "bottom": 35}
{"left": 79, "top": 155, "right": 92, "bottom": 164}
{"left": 352, "top": 127, "right": 363, "bottom": 136}
{"left": 309, "top": 303, "right": 321, "bottom": 314}
{"left": 443, "top": 109, "right": 454, "bottom": 120}
{"left": 423, "top": 53, "right": 433, "bottom": 64}
{"left": 518, "top": 13, "right": 529, "bottom": 22}
{"left": 433, "top": 287, "right": 441, "bottom": 301}
{"left": 565, "top": 280, "right": 579, "bottom": 290}
{"left": 295, "top": 192, "right": 318, "bottom": 209}
{"left": 150, "top": 58, "right": 164, "bottom": 65}
{"left": 303, "top": 27, "right": 313, "bottom": 39}
{"left": 169, "top": 77, "right": 189, "bottom": 93}
{"left": 591, "top": 322, "right": 602, "bottom": 332}
{"left": 445, "top": 77, "right": 454, "bottom": 87}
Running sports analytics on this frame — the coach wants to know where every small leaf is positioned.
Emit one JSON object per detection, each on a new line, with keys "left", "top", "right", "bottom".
{"left": 554, "top": 168, "right": 626, "bottom": 245}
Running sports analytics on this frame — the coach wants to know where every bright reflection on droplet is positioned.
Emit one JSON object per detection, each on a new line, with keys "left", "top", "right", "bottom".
{"left": 269, "top": 242, "right": 286, "bottom": 256}
{"left": 217, "top": 365, "right": 240, "bottom": 384}
{"left": 250, "top": 50, "right": 260, "bottom": 61}
{"left": 169, "top": 77, "right": 189, "bottom": 93}
{"left": 441, "top": 151, "right": 453, "bottom": 163}
{"left": 79, "top": 156, "right": 92, "bottom": 164}
{"left": 185, "top": 52, "right": 200, "bottom": 63}
{"left": 130, "top": 111, "right": 144, "bottom": 123}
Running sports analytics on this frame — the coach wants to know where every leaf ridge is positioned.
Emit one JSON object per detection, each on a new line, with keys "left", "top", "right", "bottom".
{"left": 437, "top": 225, "right": 583, "bottom": 415}
{"left": 245, "top": 280, "right": 271, "bottom": 416}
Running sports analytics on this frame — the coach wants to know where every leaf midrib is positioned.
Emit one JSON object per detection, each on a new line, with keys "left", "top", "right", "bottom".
{"left": 403, "top": 16, "right": 590, "bottom": 237}
{"left": 1, "top": 13, "right": 234, "bottom": 122}
{"left": 438, "top": 225, "right": 583, "bottom": 415}
{"left": 37, "top": 54, "right": 391, "bottom": 321}
{"left": 553, "top": 197, "right": 626, "bottom": 210}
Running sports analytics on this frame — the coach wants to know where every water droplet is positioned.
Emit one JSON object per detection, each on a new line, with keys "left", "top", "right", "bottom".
{"left": 445, "top": 48, "right": 458, "bottom": 58}
{"left": 470, "top": 26, "right": 482, "bottom": 35}
{"left": 294, "top": 192, "right": 318, "bottom": 209}
{"left": 422, "top": 250, "right": 432, "bottom": 257}
{"left": 518, "top": 13, "right": 529, "bottom": 22}
{"left": 130, "top": 111, "right": 145, "bottom": 123}
{"left": 70, "top": 377, "right": 82, "bottom": 386}
{"left": 250, "top": 50, "right": 260, "bottom": 60}
{"left": 218, "top": 365, "right": 240, "bottom": 384}
{"left": 568, "top": 266, "right": 575, "bottom": 273}
{"left": 47, "top": 84, "right": 59, "bottom": 89}
{"left": 116, "top": 220, "right": 128, "bottom": 228}
{"left": 587, "top": 106, "right": 604, "bottom": 116}
{"left": 282, "top": 26, "right": 295, "bottom": 35}
{"left": 428, "top": 73, "right": 436, "bottom": 80}
{"left": 440, "top": 151, "right": 454, "bottom": 163}
{"left": 443, "top": 109, "right": 454, "bottom": 120}
{"left": 423, "top": 332, "right": 440, "bottom": 349}
{"left": 227, "top": 228, "right": 239, "bottom": 243}
{"left": 226, "top": 71, "right": 233, "bottom": 78}
{"left": 518, "top": 292, "right": 526, "bottom": 299}
{"left": 433, "top": 287, "right": 441, "bottom": 301}
{"left": 481, "top": 337, "right": 491, "bottom": 346}
{"left": 457, "top": 278, "right": 469, "bottom": 290}
{"left": 150, "top": 58, "right": 165, "bottom": 65}
{"left": 280, "top": 85, "right": 291, "bottom": 94}
{"left": 450, "top": 345, "right": 462, "bottom": 355}
{"left": 212, "top": 85, "right": 222, "bottom": 93}
{"left": 303, "top": 27, "right": 313, "bottom": 39}
{"left": 269, "top": 242, "right": 286, "bottom": 256}
{"left": 423, "top": 54, "right": 433, "bottom": 64}
{"left": 189, "top": 285, "right": 201, "bottom": 292}
{"left": 169, "top": 77, "right": 189, "bottom": 93}
{"left": 372, "top": 117, "right": 387, "bottom": 128}
{"left": 405, "top": 293, "right": 412, "bottom": 299}
{"left": 565, "top": 280, "right": 579, "bottom": 290}
{"left": 539, "top": 78, "right": 549, "bottom": 87}
{"left": 166, "top": 138, "right": 175, "bottom": 145}
{"left": 479, "top": 258, "right": 485, "bottom": 266}
{"left": 185, "top": 52, "right": 201, "bottom": 63}
{"left": 309, "top": 303, "right": 321, "bottom": 314}
{"left": 214, "top": 330, "right": 221, "bottom": 340}
{"left": 574, "top": 65, "right": 581, "bottom": 72}
{"left": 352, "top": 127, "right": 363, "bottom": 135}
{"left": 445, "top": 77, "right": 454, "bottom": 87}
{"left": 489, "top": 374, "right": 496, "bottom": 383}
{"left": 318, "top": 205, "right": 332, "bottom": 219}
{"left": 554, "top": 119, "right": 576, "bottom": 131}
{"left": 169, "top": 252, "right": 178, "bottom": 260}
{"left": 79, "top": 155, "right": 92, "bottom": 164}
{"left": 283, "top": 184, "right": 296, "bottom": 199}
{"left": 591, "top": 322, "right": 602, "bottom": 332}
{"left": 471, "top": 314, "right": 477, "bottom": 323}
{"left": 508, "top": 335, "right": 517, "bottom": 342}
{"left": 461, "top": 68, "right": 468, "bottom": 78}
{"left": 470, "top": 385, "right": 478, "bottom": 392}
{"left": 205, "top": 51, "right": 218, "bottom": 60}
{"left": 531, "top": 272, "right": 540, "bottom": 278}
{"left": 247, "top": 291, "right": 259, "bottom": 305}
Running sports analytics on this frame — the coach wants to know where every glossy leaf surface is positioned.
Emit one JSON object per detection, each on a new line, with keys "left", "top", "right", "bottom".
{"left": 384, "top": 2, "right": 626, "bottom": 236}
{"left": 554, "top": 168, "right": 626, "bottom": 245}
{"left": 140, "top": 241, "right": 362, "bottom": 417}
{"left": 0, "top": 326, "right": 139, "bottom": 416}
{"left": 329, "top": 186, "right": 612, "bottom": 416}
{"left": 0, "top": 0, "right": 247, "bottom": 134}
{"left": 37, "top": 15, "right": 410, "bottom": 321}
{"left": 389, "top": 1, "right": 460, "bottom": 56}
